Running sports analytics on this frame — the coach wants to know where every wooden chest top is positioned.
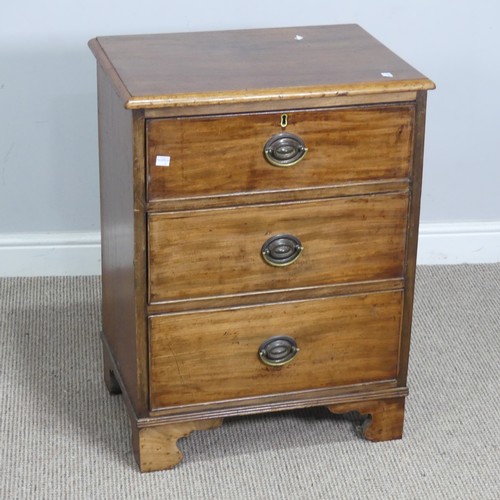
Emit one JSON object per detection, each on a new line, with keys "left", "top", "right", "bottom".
{"left": 89, "top": 24, "right": 434, "bottom": 109}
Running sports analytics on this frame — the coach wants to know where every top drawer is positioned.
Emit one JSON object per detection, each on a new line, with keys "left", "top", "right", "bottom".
{"left": 146, "top": 104, "right": 414, "bottom": 202}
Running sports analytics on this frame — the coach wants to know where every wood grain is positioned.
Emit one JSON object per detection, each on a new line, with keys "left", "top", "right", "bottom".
{"left": 148, "top": 193, "right": 408, "bottom": 303}
{"left": 89, "top": 25, "right": 434, "bottom": 109}
{"left": 90, "top": 24, "right": 434, "bottom": 471}
{"left": 146, "top": 278, "right": 404, "bottom": 315}
{"left": 398, "top": 91, "right": 428, "bottom": 386}
{"left": 328, "top": 396, "right": 405, "bottom": 441}
{"left": 146, "top": 179, "right": 410, "bottom": 213}
{"left": 149, "top": 291, "right": 403, "bottom": 410}
{"left": 102, "top": 343, "right": 121, "bottom": 395}
{"left": 132, "top": 418, "right": 223, "bottom": 472}
{"left": 146, "top": 382, "right": 407, "bottom": 421}
{"left": 147, "top": 105, "right": 414, "bottom": 201}
{"left": 97, "top": 64, "right": 142, "bottom": 409}
{"left": 131, "top": 110, "right": 149, "bottom": 415}
{"left": 143, "top": 91, "right": 418, "bottom": 118}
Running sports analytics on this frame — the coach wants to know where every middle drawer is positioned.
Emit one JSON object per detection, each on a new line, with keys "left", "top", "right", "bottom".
{"left": 148, "top": 193, "right": 408, "bottom": 304}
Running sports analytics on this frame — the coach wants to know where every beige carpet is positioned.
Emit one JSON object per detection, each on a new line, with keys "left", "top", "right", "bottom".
{"left": 1, "top": 265, "right": 499, "bottom": 499}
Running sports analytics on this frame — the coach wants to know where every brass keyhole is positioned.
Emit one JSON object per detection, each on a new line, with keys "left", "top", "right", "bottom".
{"left": 280, "top": 114, "right": 288, "bottom": 128}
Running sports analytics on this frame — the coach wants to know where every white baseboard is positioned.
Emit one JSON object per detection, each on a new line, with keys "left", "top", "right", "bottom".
{"left": 417, "top": 222, "right": 500, "bottom": 265}
{"left": 0, "top": 223, "right": 499, "bottom": 276}
{"left": 0, "top": 232, "right": 101, "bottom": 277}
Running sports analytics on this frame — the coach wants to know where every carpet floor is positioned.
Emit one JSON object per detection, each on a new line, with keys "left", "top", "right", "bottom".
{"left": 1, "top": 264, "right": 499, "bottom": 499}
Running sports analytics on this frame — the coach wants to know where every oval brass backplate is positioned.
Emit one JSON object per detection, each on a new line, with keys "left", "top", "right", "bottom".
{"left": 261, "top": 234, "right": 303, "bottom": 267}
{"left": 263, "top": 132, "right": 308, "bottom": 167}
{"left": 258, "top": 335, "right": 299, "bottom": 367}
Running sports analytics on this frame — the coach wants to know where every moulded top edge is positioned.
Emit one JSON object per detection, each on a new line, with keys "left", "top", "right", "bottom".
{"left": 89, "top": 25, "right": 435, "bottom": 110}
{"left": 123, "top": 80, "right": 435, "bottom": 110}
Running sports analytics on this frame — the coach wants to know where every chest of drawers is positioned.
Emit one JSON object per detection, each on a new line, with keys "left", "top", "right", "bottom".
{"left": 89, "top": 24, "right": 434, "bottom": 472}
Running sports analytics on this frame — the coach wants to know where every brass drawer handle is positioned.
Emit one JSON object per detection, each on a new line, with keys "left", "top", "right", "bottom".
{"left": 258, "top": 336, "right": 299, "bottom": 367}
{"left": 261, "top": 234, "right": 303, "bottom": 267}
{"left": 263, "top": 132, "right": 308, "bottom": 167}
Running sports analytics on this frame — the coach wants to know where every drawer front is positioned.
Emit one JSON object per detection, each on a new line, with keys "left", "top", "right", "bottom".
{"left": 148, "top": 193, "right": 408, "bottom": 303}
{"left": 149, "top": 291, "right": 403, "bottom": 409}
{"left": 147, "top": 105, "right": 414, "bottom": 201}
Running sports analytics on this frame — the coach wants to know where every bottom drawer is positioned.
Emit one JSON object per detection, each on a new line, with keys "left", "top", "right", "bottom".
{"left": 149, "top": 291, "right": 403, "bottom": 410}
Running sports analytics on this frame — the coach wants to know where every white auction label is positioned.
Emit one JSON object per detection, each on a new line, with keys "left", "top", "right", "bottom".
{"left": 156, "top": 155, "right": 171, "bottom": 167}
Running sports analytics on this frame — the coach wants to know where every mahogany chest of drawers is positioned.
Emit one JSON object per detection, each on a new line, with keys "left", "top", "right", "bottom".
{"left": 89, "top": 24, "right": 434, "bottom": 472}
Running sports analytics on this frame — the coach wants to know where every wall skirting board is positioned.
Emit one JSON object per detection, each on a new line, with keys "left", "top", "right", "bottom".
{"left": 0, "top": 232, "right": 101, "bottom": 277}
{"left": 417, "top": 222, "right": 500, "bottom": 266}
{"left": 0, "top": 223, "right": 499, "bottom": 276}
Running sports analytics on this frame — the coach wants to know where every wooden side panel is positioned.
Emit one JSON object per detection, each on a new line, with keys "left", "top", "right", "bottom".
{"left": 97, "top": 64, "right": 146, "bottom": 412}
{"left": 149, "top": 291, "right": 403, "bottom": 409}
{"left": 148, "top": 193, "right": 408, "bottom": 303}
{"left": 147, "top": 105, "right": 414, "bottom": 201}
{"left": 398, "top": 91, "right": 428, "bottom": 386}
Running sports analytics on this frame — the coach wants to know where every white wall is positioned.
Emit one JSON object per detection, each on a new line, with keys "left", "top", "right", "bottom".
{"left": 1, "top": 0, "right": 499, "bottom": 274}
